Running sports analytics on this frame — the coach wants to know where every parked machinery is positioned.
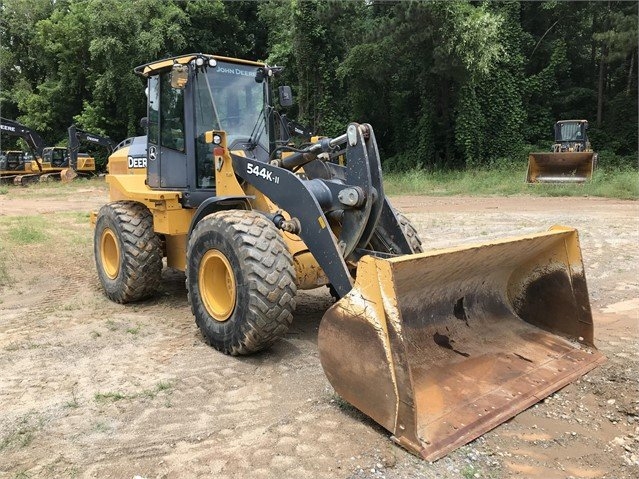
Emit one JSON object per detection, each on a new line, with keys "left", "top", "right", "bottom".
{"left": 0, "top": 117, "right": 44, "bottom": 184}
{"left": 527, "top": 120, "right": 598, "bottom": 183}
{"left": 61, "top": 124, "right": 116, "bottom": 181}
{"left": 93, "top": 54, "right": 604, "bottom": 461}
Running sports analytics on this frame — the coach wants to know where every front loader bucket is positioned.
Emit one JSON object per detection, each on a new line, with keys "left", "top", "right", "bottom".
{"left": 318, "top": 226, "right": 604, "bottom": 461}
{"left": 526, "top": 152, "right": 595, "bottom": 183}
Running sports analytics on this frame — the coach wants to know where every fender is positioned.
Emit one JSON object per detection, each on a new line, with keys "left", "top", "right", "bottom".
{"left": 188, "top": 195, "right": 252, "bottom": 236}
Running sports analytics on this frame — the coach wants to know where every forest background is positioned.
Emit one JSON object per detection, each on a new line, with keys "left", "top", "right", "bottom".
{"left": 0, "top": 0, "right": 637, "bottom": 172}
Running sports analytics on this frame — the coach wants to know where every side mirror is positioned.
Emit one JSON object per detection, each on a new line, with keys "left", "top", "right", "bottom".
{"left": 279, "top": 86, "right": 293, "bottom": 108}
{"left": 139, "top": 117, "right": 149, "bottom": 129}
{"left": 170, "top": 63, "right": 188, "bottom": 89}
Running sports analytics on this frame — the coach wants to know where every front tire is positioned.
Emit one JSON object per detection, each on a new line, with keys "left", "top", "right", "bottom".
{"left": 186, "top": 210, "right": 297, "bottom": 355}
{"left": 94, "top": 201, "right": 163, "bottom": 303}
{"left": 369, "top": 210, "right": 424, "bottom": 254}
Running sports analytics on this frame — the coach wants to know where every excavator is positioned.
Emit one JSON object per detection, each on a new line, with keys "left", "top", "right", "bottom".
{"left": 61, "top": 124, "right": 116, "bottom": 181}
{"left": 0, "top": 117, "right": 45, "bottom": 184}
{"left": 0, "top": 118, "right": 113, "bottom": 184}
{"left": 526, "top": 120, "right": 598, "bottom": 183}
{"left": 92, "top": 54, "right": 605, "bottom": 461}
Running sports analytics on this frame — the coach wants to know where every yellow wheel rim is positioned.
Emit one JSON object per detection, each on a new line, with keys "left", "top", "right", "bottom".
{"left": 100, "top": 228, "right": 120, "bottom": 280}
{"left": 198, "top": 249, "right": 236, "bottom": 322}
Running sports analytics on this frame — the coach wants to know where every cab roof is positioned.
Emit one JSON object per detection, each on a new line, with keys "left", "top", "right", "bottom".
{"left": 134, "top": 53, "right": 264, "bottom": 77}
{"left": 556, "top": 120, "right": 588, "bottom": 124}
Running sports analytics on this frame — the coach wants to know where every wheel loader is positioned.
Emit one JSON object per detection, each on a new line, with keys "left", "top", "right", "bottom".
{"left": 92, "top": 54, "right": 604, "bottom": 461}
{"left": 526, "top": 120, "right": 598, "bottom": 183}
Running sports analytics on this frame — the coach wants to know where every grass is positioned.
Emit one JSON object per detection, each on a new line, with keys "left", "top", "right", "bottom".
{"left": 384, "top": 165, "right": 639, "bottom": 199}
{"left": 64, "top": 389, "right": 80, "bottom": 409}
{"left": 94, "top": 381, "right": 174, "bottom": 403}
{"left": 0, "top": 244, "right": 9, "bottom": 286}
{"left": 0, "top": 177, "right": 107, "bottom": 199}
{"left": 126, "top": 324, "right": 141, "bottom": 335}
{"left": 0, "top": 414, "right": 45, "bottom": 452}
{"left": 2, "top": 217, "right": 49, "bottom": 244}
{"left": 94, "top": 391, "right": 127, "bottom": 403}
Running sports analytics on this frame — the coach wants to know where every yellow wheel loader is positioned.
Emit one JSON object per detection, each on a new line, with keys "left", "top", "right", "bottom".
{"left": 93, "top": 54, "right": 604, "bottom": 461}
{"left": 526, "top": 120, "right": 598, "bottom": 183}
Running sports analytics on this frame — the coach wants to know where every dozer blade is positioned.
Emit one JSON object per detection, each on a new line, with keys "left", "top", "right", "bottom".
{"left": 318, "top": 226, "right": 604, "bottom": 461}
{"left": 526, "top": 152, "right": 596, "bottom": 183}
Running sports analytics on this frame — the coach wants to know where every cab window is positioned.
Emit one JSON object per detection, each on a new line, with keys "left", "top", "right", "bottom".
{"left": 159, "top": 73, "right": 185, "bottom": 152}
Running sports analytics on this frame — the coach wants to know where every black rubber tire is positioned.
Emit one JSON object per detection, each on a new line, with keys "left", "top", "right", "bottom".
{"left": 368, "top": 210, "right": 424, "bottom": 254}
{"left": 397, "top": 211, "right": 423, "bottom": 253}
{"left": 94, "top": 201, "right": 163, "bottom": 303}
{"left": 186, "top": 210, "right": 297, "bottom": 355}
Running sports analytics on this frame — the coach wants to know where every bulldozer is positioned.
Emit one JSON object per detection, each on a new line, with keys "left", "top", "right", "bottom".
{"left": 526, "top": 120, "right": 598, "bottom": 183}
{"left": 92, "top": 54, "right": 604, "bottom": 461}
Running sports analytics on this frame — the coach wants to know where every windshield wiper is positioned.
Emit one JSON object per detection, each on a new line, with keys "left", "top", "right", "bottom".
{"left": 246, "top": 105, "right": 269, "bottom": 155}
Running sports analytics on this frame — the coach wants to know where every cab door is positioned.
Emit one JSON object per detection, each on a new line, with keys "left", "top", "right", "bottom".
{"left": 147, "top": 73, "right": 188, "bottom": 189}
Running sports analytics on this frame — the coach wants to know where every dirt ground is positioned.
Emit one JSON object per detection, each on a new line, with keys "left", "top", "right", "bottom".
{"left": 0, "top": 181, "right": 637, "bottom": 479}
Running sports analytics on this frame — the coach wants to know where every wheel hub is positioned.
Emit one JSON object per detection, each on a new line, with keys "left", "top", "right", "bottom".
{"left": 198, "top": 249, "right": 237, "bottom": 322}
{"left": 100, "top": 228, "right": 120, "bottom": 279}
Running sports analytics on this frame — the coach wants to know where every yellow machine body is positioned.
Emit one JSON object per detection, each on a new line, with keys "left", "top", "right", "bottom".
{"left": 100, "top": 132, "right": 328, "bottom": 290}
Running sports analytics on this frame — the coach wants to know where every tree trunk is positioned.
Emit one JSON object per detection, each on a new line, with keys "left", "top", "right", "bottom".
{"left": 627, "top": 51, "right": 635, "bottom": 94}
{"left": 596, "top": 45, "right": 607, "bottom": 127}
{"left": 596, "top": 1, "right": 612, "bottom": 128}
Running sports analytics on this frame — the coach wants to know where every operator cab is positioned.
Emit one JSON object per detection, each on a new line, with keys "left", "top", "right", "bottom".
{"left": 43, "top": 147, "right": 69, "bottom": 167}
{"left": 554, "top": 120, "right": 589, "bottom": 152}
{"left": 3, "top": 150, "right": 26, "bottom": 170}
{"left": 135, "top": 54, "right": 285, "bottom": 198}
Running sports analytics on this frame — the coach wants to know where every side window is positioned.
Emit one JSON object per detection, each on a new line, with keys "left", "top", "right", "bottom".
{"left": 160, "top": 73, "right": 185, "bottom": 152}
{"left": 194, "top": 71, "right": 217, "bottom": 188}
{"left": 148, "top": 75, "right": 159, "bottom": 145}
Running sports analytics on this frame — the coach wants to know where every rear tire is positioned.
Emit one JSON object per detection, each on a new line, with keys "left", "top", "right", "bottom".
{"left": 94, "top": 201, "right": 163, "bottom": 303}
{"left": 186, "top": 210, "right": 297, "bottom": 355}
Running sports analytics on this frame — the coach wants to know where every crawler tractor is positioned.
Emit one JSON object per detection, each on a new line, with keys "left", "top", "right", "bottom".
{"left": 93, "top": 54, "right": 604, "bottom": 461}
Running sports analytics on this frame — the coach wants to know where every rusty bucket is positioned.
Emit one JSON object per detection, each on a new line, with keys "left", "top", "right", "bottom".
{"left": 526, "top": 152, "right": 596, "bottom": 183}
{"left": 318, "top": 226, "right": 604, "bottom": 461}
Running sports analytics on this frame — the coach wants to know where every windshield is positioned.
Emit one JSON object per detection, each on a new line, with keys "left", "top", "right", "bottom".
{"left": 194, "top": 61, "right": 268, "bottom": 152}
{"left": 556, "top": 122, "right": 584, "bottom": 142}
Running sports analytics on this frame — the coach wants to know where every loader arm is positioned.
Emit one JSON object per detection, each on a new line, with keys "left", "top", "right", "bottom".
{"left": 231, "top": 123, "right": 408, "bottom": 298}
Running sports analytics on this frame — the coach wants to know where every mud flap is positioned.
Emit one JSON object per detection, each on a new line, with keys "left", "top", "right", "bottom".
{"left": 526, "top": 152, "right": 596, "bottom": 183}
{"left": 318, "top": 226, "right": 605, "bottom": 461}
